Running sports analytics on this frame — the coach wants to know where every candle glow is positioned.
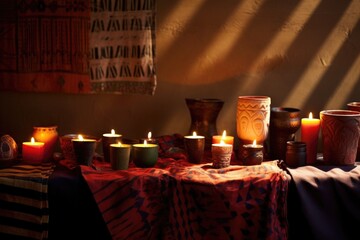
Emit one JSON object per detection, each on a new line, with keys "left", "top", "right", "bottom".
{"left": 301, "top": 112, "right": 320, "bottom": 164}
{"left": 22, "top": 137, "right": 45, "bottom": 164}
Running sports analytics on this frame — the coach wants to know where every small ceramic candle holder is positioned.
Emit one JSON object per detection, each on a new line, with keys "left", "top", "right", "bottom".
{"left": 102, "top": 129, "right": 122, "bottom": 162}
{"left": 211, "top": 142, "right": 233, "bottom": 168}
{"left": 132, "top": 142, "right": 158, "bottom": 168}
{"left": 184, "top": 134, "right": 205, "bottom": 164}
{"left": 240, "top": 142, "right": 263, "bottom": 165}
{"left": 110, "top": 143, "right": 131, "bottom": 170}
{"left": 72, "top": 138, "right": 97, "bottom": 166}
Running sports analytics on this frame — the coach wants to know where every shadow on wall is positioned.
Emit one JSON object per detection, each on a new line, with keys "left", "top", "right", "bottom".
{"left": 157, "top": 0, "right": 360, "bottom": 113}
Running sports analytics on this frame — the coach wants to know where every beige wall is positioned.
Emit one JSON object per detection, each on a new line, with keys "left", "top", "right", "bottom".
{"left": 0, "top": 0, "right": 359, "bottom": 152}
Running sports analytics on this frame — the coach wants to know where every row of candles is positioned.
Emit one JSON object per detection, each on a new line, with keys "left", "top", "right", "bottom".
{"left": 184, "top": 111, "right": 320, "bottom": 167}
{"left": 21, "top": 111, "right": 320, "bottom": 169}
{"left": 22, "top": 130, "right": 159, "bottom": 169}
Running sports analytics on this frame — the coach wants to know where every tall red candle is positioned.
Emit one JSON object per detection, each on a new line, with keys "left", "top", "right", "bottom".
{"left": 301, "top": 112, "right": 320, "bottom": 165}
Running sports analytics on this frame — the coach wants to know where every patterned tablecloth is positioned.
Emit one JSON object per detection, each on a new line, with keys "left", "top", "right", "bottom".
{"left": 0, "top": 162, "right": 55, "bottom": 239}
{"left": 81, "top": 157, "right": 290, "bottom": 240}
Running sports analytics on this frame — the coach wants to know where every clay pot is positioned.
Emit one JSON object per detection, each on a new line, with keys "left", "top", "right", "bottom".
{"left": 185, "top": 98, "right": 224, "bottom": 150}
{"left": 320, "top": 110, "right": 360, "bottom": 165}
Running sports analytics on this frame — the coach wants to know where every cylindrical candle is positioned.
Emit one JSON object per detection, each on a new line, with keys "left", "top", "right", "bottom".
{"left": 184, "top": 132, "right": 205, "bottom": 164}
{"left": 301, "top": 112, "right": 320, "bottom": 165}
{"left": 102, "top": 129, "right": 122, "bottom": 162}
{"left": 72, "top": 135, "right": 97, "bottom": 166}
{"left": 211, "top": 141, "right": 233, "bottom": 168}
{"left": 132, "top": 141, "right": 158, "bottom": 168}
{"left": 22, "top": 137, "right": 45, "bottom": 164}
{"left": 110, "top": 142, "right": 131, "bottom": 170}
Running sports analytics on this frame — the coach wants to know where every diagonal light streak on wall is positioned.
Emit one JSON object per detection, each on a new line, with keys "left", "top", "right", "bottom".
{"left": 187, "top": 1, "right": 263, "bottom": 77}
{"left": 241, "top": 0, "right": 321, "bottom": 94}
{"left": 324, "top": 52, "right": 360, "bottom": 109}
{"left": 157, "top": 0, "right": 205, "bottom": 59}
{"left": 283, "top": 1, "right": 360, "bottom": 108}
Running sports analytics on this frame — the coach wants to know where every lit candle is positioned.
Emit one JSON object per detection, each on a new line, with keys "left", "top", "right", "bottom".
{"left": 241, "top": 140, "right": 264, "bottom": 165}
{"left": 141, "top": 131, "right": 158, "bottom": 144}
{"left": 301, "top": 112, "right": 320, "bottom": 165}
{"left": 22, "top": 137, "right": 45, "bottom": 164}
{"left": 102, "top": 129, "right": 122, "bottom": 162}
{"left": 184, "top": 132, "right": 205, "bottom": 163}
{"left": 110, "top": 141, "right": 131, "bottom": 170}
{"left": 132, "top": 139, "right": 158, "bottom": 168}
{"left": 211, "top": 139, "right": 233, "bottom": 168}
{"left": 72, "top": 134, "right": 97, "bottom": 166}
{"left": 212, "top": 130, "right": 234, "bottom": 146}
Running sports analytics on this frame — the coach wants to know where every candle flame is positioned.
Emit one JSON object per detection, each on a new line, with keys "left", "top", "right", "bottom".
{"left": 144, "top": 139, "right": 148, "bottom": 145}
{"left": 117, "top": 141, "right": 122, "bottom": 146}
{"left": 252, "top": 140, "right": 257, "bottom": 146}
{"left": 222, "top": 130, "right": 227, "bottom": 139}
{"left": 192, "top": 131, "right": 197, "bottom": 136}
{"left": 78, "top": 134, "right": 84, "bottom": 141}
{"left": 111, "top": 129, "right": 115, "bottom": 134}
{"left": 220, "top": 139, "right": 225, "bottom": 145}
{"left": 309, "top": 112, "right": 313, "bottom": 119}
{"left": 148, "top": 132, "right": 152, "bottom": 139}
{"left": 31, "top": 137, "right": 35, "bottom": 143}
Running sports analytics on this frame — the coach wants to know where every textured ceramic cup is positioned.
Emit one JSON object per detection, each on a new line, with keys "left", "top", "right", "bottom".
{"left": 347, "top": 102, "right": 360, "bottom": 162}
{"left": 236, "top": 96, "right": 271, "bottom": 145}
{"left": 320, "top": 110, "right": 360, "bottom": 165}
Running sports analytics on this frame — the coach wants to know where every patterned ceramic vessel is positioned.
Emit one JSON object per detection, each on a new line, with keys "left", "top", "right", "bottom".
{"left": 236, "top": 96, "right": 271, "bottom": 145}
{"left": 347, "top": 102, "right": 360, "bottom": 162}
{"left": 320, "top": 110, "right": 360, "bottom": 165}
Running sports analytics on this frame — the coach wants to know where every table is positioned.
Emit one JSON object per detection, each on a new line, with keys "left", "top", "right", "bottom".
{"left": 287, "top": 163, "right": 360, "bottom": 240}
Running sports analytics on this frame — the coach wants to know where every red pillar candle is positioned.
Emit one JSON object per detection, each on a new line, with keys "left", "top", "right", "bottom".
{"left": 212, "top": 130, "right": 234, "bottom": 146}
{"left": 301, "top": 112, "right": 320, "bottom": 165}
{"left": 22, "top": 137, "right": 45, "bottom": 164}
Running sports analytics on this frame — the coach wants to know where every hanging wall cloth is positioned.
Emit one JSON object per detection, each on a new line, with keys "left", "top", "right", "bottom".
{"left": 0, "top": 1, "right": 91, "bottom": 93}
{"left": 89, "top": 0, "right": 157, "bottom": 95}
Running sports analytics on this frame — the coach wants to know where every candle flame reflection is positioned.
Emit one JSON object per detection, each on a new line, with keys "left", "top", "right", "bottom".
{"left": 148, "top": 132, "right": 152, "bottom": 139}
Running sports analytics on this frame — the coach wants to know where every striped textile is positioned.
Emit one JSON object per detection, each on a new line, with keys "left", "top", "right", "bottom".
{"left": 0, "top": 163, "right": 55, "bottom": 240}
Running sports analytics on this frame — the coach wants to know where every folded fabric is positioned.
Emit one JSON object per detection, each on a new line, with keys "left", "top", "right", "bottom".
{"left": 0, "top": 162, "right": 55, "bottom": 239}
{"left": 81, "top": 158, "right": 290, "bottom": 239}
